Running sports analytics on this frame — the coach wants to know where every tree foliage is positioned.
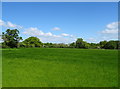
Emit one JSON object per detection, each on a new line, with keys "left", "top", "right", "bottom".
{"left": 104, "top": 41, "right": 118, "bottom": 49}
{"left": 69, "top": 42, "right": 76, "bottom": 48}
{"left": 76, "top": 38, "right": 85, "bottom": 48}
{"left": 75, "top": 38, "right": 90, "bottom": 48}
{"left": 1, "top": 29, "right": 119, "bottom": 49}
{"left": 99, "top": 40, "right": 107, "bottom": 48}
{"left": 2, "top": 29, "right": 22, "bottom": 48}
{"left": 21, "top": 37, "right": 43, "bottom": 48}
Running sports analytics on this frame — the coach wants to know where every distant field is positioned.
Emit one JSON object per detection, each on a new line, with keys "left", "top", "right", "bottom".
{"left": 2, "top": 48, "right": 118, "bottom": 87}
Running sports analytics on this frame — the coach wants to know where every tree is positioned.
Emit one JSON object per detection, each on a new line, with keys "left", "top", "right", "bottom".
{"left": 104, "top": 40, "right": 117, "bottom": 49}
{"left": 84, "top": 41, "right": 90, "bottom": 49}
{"left": 18, "top": 42, "right": 26, "bottom": 48}
{"left": 23, "top": 37, "right": 43, "bottom": 47}
{"left": 115, "top": 41, "right": 120, "bottom": 49}
{"left": 75, "top": 38, "right": 86, "bottom": 48}
{"left": 57, "top": 43, "right": 69, "bottom": 48}
{"left": 99, "top": 40, "right": 107, "bottom": 48}
{"left": 2, "top": 29, "right": 22, "bottom": 48}
{"left": 69, "top": 42, "right": 76, "bottom": 48}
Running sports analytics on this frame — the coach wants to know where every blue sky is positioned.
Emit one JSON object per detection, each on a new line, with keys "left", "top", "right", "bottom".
{"left": 1, "top": 2, "right": 118, "bottom": 43}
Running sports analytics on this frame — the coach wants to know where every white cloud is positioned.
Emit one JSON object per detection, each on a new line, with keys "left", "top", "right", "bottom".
{"left": 23, "top": 27, "right": 76, "bottom": 43}
{"left": 101, "top": 22, "right": 118, "bottom": 34}
{"left": 106, "top": 22, "right": 118, "bottom": 29}
{"left": 101, "top": 29, "right": 118, "bottom": 34}
{"left": 6, "top": 21, "right": 17, "bottom": 28}
{"left": 53, "top": 35, "right": 61, "bottom": 37}
{"left": 0, "top": 20, "right": 76, "bottom": 43}
{"left": 0, "top": 19, "right": 22, "bottom": 28}
{"left": 52, "top": 27, "right": 61, "bottom": 31}
{"left": 23, "top": 27, "right": 74, "bottom": 38}
{"left": 0, "top": 19, "right": 5, "bottom": 26}
{"left": 86, "top": 38, "right": 96, "bottom": 42}
{"left": 23, "top": 27, "right": 45, "bottom": 36}
{"left": 39, "top": 36, "right": 76, "bottom": 44}
{"left": 45, "top": 32, "right": 53, "bottom": 36}
{"left": 99, "top": 22, "right": 119, "bottom": 41}
{"left": 61, "top": 33, "right": 70, "bottom": 36}
{"left": 23, "top": 27, "right": 59, "bottom": 37}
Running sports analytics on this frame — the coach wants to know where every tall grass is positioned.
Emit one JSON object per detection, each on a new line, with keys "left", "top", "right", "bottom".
{"left": 2, "top": 48, "right": 118, "bottom": 87}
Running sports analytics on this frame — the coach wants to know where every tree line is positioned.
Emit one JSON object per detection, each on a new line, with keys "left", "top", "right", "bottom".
{"left": 1, "top": 29, "right": 120, "bottom": 49}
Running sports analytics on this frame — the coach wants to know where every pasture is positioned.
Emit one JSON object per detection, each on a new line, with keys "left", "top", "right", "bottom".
{"left": 2, "top": 48, "right": 118, "bottom": 87}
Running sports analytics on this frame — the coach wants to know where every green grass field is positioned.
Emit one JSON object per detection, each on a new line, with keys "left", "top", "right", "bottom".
{"left": 2, "top": 48, "right": 118, "bottom": 87}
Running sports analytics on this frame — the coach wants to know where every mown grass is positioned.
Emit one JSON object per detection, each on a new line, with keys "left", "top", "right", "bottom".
{"left": 0, "top": 49, "right": 2, "bottom": 88}
{"left": 2, "top": 48, "right": 118, "bottom": 87}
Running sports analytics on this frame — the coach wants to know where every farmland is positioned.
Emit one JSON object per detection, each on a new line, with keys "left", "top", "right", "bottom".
{"left": 2, "top": 48, "right": 118, "bottom": 87}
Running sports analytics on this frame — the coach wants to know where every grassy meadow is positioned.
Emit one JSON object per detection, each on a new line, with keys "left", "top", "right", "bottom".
{"left": 2, "top": 48, "right": 118, "bottom": 87}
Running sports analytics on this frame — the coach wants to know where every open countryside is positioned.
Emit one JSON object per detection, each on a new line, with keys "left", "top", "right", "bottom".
{"left": 1, "top": 2, "right": 119, "bottom": 87}
{"left": 2, "top": 48, "right": 118, "bottom": 87}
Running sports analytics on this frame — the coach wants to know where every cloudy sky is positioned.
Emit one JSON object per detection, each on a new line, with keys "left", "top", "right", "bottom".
{"left": 0, "top": 2, "right": 118, "bottom": 43}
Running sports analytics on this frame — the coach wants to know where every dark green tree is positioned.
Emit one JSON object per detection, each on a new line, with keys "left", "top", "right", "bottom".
{"left": 115, "top": 41, "right": 120, "bottom": 49}
{"left": 84, "top": 41, "right": 90, "bottom": 49}
{"left": 104, "top": 41, "right": 117, "bottom": 49}
{"left": 69, "top": 42, "right": 76, "bottom": 48}
{"left": 76, "top": 38, "right": 86, "bottom": 48}
{"left": 22, "top": 37, "right": 43, "bottom": 47}
{"left": 2, "top": 29, "right": 22, "bottom": 48}
{"left": 99, "top": 40, "right": 107, "bottom": 48}
{"left": 43, "top": 43, "right": 53, "bottom": 48}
